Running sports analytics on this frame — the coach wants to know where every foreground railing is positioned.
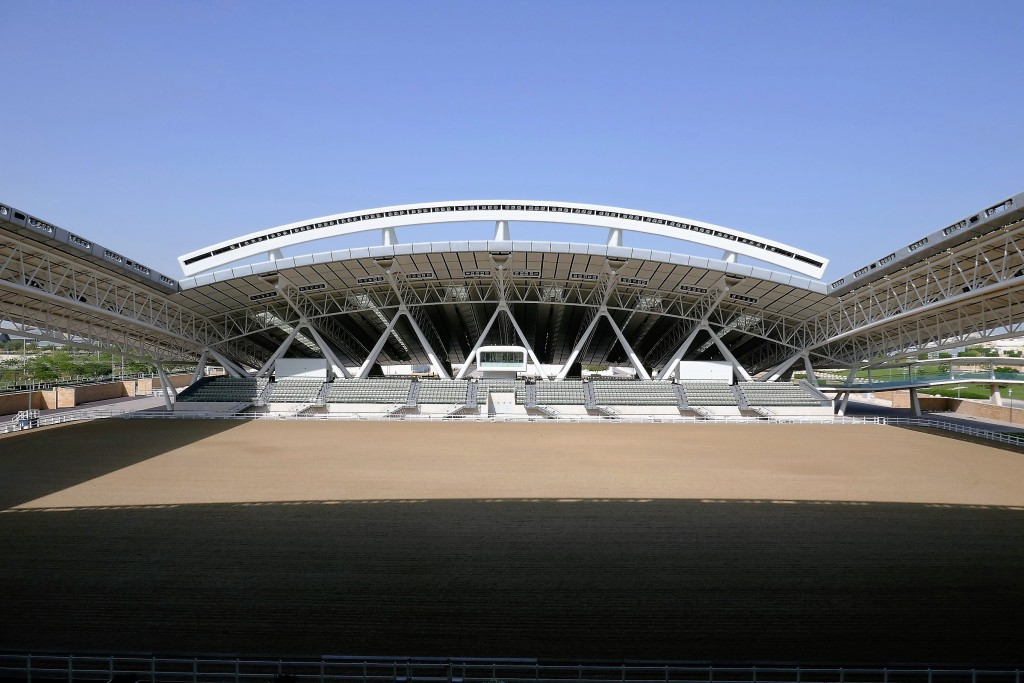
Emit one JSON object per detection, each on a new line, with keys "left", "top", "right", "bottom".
{"left": 0, "top": 653, "right": 1020, "bottom": 683}
{"left": 2, "top": 405, "right": 1023, "bottom": 447}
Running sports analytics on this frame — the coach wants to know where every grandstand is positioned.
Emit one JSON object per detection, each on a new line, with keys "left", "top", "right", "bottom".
{"left": 4, "top": 193, "right": 1024, "bottom": 421}
{"left": 3, "top": 193, "right": 1024, "bottom": 671}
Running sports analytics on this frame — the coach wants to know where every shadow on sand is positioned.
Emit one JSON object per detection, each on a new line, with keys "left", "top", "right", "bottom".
{"left": 0, "top": 498, "right": 1021, "bottom": 665}
{"left": 0, "top": 419, "right": 245, "bottom": 509}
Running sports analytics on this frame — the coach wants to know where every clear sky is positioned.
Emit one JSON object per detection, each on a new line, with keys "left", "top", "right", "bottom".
{"left": 2, "top": 0, "right": 1022, "bottom": 281}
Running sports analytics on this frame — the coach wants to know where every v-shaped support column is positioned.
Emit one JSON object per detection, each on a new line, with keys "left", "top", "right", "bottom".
{"left": 604, "top": 311, "right": 651, "bottom": 381}
{"left": 653, "top": 325, "right": 702, "bottom": 380}
{"left": 256, "top": 326, "right": 302, "bottom": 378}
{"left": 802, "top": 353, "right": 819, "bottom": 387}
{"left": 555, "top": 309, "right": 651, "bottom": 381}
{"left": 761, "top": 351, "right": 804, "bottom": 382}
{"left": 456, "top": 304, "right": 549, "bottom": 380}
{"left": 207, "top": 348, "right": 247, "bottom": 378}
{"left": 191, "top": 349, "right": 210, "bottom": 384}
{"left": 357, "top": 307, "right": 451, "bottom": 379}
{"left": 706, "top": 326, "right": 752, "bottom": 382}
{"left": 154, "top": 362, "right": 175, "bottom": 410}
{"left": 303, "top": 323, "right": 352, "bottom": 379}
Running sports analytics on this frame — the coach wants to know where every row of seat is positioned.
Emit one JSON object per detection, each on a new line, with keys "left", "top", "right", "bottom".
{"left": 679, "top": 381, "right": 738, "bottom": 406}
{"left": 417, "top": 380, "right": 469, "bottom": 404}
{"left": 324, "top": 379, "right": 411, "bottom": 404}
{"left": 181, "top": 376, "right": 826, "bottom": 408}
{"left": 267, "top": 379, "right": 324, "bottom": 403}
{"left": 738, "top": 381, "right": 825, "bottom": 406}
{"left": 592, "top": 382, "right": 678, "bottom": 406}
{"left": 178, "top": 377, "right": 269, "bottom": 403}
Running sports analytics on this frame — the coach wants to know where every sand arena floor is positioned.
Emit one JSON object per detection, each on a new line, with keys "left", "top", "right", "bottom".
{"left": 0, "top": 419, "right": 1023, "bottom": 664}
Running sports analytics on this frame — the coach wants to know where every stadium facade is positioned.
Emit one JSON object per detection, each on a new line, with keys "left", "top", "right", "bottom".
{"left": 2, "top": 193, "right": 1024, "bottom": 415}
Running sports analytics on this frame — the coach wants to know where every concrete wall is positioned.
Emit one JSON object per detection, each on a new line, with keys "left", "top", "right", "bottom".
{"left": 875, "top": 390, "right": 950, "bottom": 412}
{"left": 0, "top": 390, "right": 57, "bottom": 415}
{"left": 56, "top": 381, "right": 133, "bottom": 408}
{"left": 137, "top": 374, "right": 191, "bottom": 393}
{"left": 873, "top": 390, "right": 1023, "bottom": 423}
{"left": 0, "top": 373, "right": 194, "bottom": 414}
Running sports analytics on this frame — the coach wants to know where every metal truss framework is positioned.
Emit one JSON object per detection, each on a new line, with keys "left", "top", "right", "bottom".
{"left": 6, "top": 207, "right": 1024, "bottom": 380}
{"left": 0, "top": 230, "right": 265, "bottom": 367}
{"left": 751, "top": 219, "right": 1024, "bottom": 372}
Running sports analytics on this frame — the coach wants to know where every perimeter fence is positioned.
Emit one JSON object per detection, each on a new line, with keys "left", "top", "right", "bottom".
{"left": 0, "top": 654, "right": 1021, "bottom": 683}
{"left": 2, "top": 404, "right": 1024, "bottom": 448}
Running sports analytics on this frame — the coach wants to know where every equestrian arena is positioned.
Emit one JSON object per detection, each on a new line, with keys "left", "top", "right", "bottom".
{"left": 5, "top": 194, "right": 1024, "bottom": 669}
{"left": 2, "top": 419, "right": 1023, "bottom": 665}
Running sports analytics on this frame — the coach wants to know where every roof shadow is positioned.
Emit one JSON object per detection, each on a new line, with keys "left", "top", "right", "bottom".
{"left": 1, "top": 498, "right": 1022, "bottom": 666}
{"left": 0, "top": 419, "right": 245, "bottom": 509}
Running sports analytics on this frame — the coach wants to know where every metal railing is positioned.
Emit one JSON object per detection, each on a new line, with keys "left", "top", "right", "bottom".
{"left": 2, "top": 405, "right": 1023, "bottom": 447}
{"left": 0, "top": 653, "right": 1020, "bottom": 683}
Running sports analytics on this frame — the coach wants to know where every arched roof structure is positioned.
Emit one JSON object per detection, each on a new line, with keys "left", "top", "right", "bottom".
{"left": 178, "top": 200, "right": 829, "bottom": 279}
{"left": 2, "top": 192, "right": 1024, "bottom": 384}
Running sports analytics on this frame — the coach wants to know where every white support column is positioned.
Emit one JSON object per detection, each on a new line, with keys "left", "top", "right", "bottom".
{"left": 256, "top": 326, "right": 301, "bottom": 378}
{"left": 382, "top": 227, "right": 398, "bottom": 246}
{"left": 762, "top": 351, "right": 804, "bottom": 382}
{"left": 722, "top": 251, "right": 738, "bottom": 264}
{"left": 208, "top": 348, "right": 247, "bottom": 378}
{"left": 990, "top": 385, "right": 1003, "bottom": 406}
{"left": 653, "top": 325, "right": 703, "bottom": 380}
{"left": 493, "top": 220, "right": 510, "bottom": 241}
{"left": 358, "top": 311, "right": 403, "bottom": 379}
{"left": 191, "top": 349, "right": 210, "bottom": 384}
{"left": 304, "top": 323, "right": 352, "bottom": 379}
{"left": 706, "top": 327, "right": 753, "bottom": 382}
{"left": 555, "top": 311, "right": 604, "bottom": 380}
{"left": 604, "top": 310, "right": 651, "bottom": 381}
{"left": 455, "top": 305, "right": 504, "bottom": 380}
{"left": 837, "top": 391, "right": 851, "bottom": 416}
{"left": 607, "top": 228, "right": 622, "bottom": 247}
{"left": 268, "top": 249, "right": 284, "bottom": 262}
{"left": 802, "top": 353, "right": 819, "bottom": 387}
{"left": 155, "top": 363, "right": 174, "bottom": 410}
{"left": 909, "top": 387, "right": 923, "bottom": 417}
{"left": 501, "top": 304, "right": 550, "bottom": 381}
{"left": 402, "top": 307, "right": 451, "bottom": 379}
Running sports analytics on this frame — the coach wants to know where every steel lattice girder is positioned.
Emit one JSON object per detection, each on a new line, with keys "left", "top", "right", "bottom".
{"left": 795, "top": 222, "right": 1024, "bottom": 350}
{"left": 0, "top": 232, "right": 263, "bottom": 365}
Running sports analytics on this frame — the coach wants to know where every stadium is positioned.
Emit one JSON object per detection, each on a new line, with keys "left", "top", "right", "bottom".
{"left": 2, "top": 194, "right": 1024, "bottom": 678}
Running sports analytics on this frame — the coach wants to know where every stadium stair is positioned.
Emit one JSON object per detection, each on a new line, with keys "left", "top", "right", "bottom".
{"left": 731, "top": 386, "right": 750, "bottom": 410}
{"left": 673, "top": 384, "right": 690, "bottom": 409}
{"left": 406, "top": 381, "right": 421, "bottom": 407}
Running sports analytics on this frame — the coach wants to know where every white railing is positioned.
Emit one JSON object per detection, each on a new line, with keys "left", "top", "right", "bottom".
{"left": 2, "top": 405, "right": 1022, "bottom": 447}
{"left": 0, "top": 652, "right": 1019, "bottom": 683}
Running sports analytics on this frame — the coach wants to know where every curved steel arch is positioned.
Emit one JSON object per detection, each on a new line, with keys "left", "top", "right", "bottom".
{"left": 179, "top": 200, "right": 829, "bottom": 279}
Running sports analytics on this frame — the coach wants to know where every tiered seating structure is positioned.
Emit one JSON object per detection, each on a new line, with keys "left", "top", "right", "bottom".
{"left": 178, "top": 377, "right": 268, "bottom": 403}
{"left": 267, "top": 379, "right": 325, "bottom": 404}
{"left": 591, "top": 381, "right": 679, "bottom": 406}
{"left": 680, "top": 381, "right": 738, "bottom": 406}
{"left": 325, "top": 378, "right": 412, "bottom": 404}
{"left": 417, "top": 380, "right": 470, "bottom": 404}
{"left": 473, "top": 378, "right": 524, "bottom": 405}
{"left": 738, "top": 382, "right": 829, "bottom": 407}
{"left": 533, "top": 380, "right": 587, "bottom": 405}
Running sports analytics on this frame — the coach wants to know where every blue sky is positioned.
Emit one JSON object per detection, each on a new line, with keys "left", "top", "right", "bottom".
{"left": 2, "top": 0, "right": 1022, "bottom": 281}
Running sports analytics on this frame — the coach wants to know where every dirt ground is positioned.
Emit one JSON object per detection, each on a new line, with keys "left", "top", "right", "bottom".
{"left": 1, "top": 419, "right": 1022, "bottom": 664}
